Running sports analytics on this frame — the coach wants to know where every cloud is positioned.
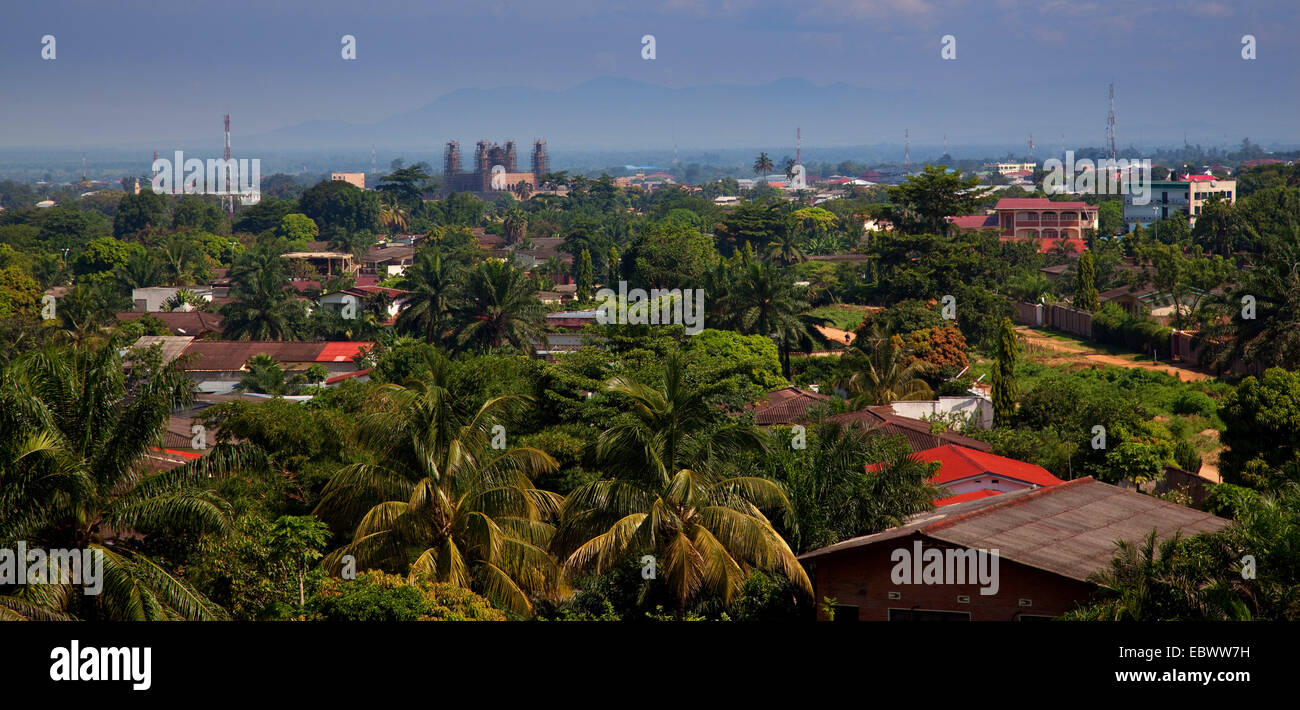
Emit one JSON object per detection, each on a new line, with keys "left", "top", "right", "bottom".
{"left": 805, "top": 0, "right": 937, "bottom": 22}
{"left": 1182, "top": 1, "right": 1232, "bottom": 18}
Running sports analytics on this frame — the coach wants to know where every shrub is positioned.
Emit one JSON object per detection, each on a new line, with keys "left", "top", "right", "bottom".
{"left": 309, "top": 571, "right": 506, "bottom": 621}
{"left": 1171, "top": 390, "right": 1217, "bottom": 417}
{"left": 1173, "top": 440, "right": 1202, "bottom": 473}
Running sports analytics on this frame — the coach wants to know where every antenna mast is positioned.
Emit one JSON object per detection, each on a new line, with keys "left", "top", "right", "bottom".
{"left": 223, "top": 114, "right": 234, "bottom": 214}
{"left": 1106, "top": 83, "right": 1117, "bottom": 162}
{"left": 904, "top": 128, "right": 910, "bottom": 168}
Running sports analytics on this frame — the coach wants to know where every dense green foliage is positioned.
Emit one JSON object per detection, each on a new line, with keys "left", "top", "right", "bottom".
{"left": 3, "top": 160, "right": 1299, "bottom": 622}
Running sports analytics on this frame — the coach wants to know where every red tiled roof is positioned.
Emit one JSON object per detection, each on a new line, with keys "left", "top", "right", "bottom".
{"left": 933, "top": 489, "right": 1003, "bottom": 507}
{"left": 994, "top": 198, "right": 1092, "bottom": 210}
{"left": 914, "top": 444, "right": 1063, "bottom": 488}
{"left": 1183, "top": 174, "right": 1218, "bottom": 182}
{"left": 947, "top": 214, "right": 999, "bottom": 230}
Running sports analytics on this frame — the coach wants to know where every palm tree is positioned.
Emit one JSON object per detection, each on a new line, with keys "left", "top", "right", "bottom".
{"left": 1195, "top": 226, "right": 1300, "bottom": 372}
{"left": 452, "top": 259, "right": 545, "bottom": 354}
{"left": 772, "top": 421, "right": 941, "bottom": 553}
{"left": 161, "top": 288, "right": 203, "bottom": 312}
{"left": 753, "top": 153, "right": 774, "bottom": 184}
{"left": 554, "top": 354, "right": 811, "bottom": 612}
{"left": 0, "top": 342, "right": 230, "bottom": 620}
{"left": 115, "top": 249, "right": 166, "bottom": 291}
{"left": 1061, "top": 530, "right": 1248, "bottom": 621}
{"left": 728, "top": 259, "right": 827, "bottom": 377}
{"left": 840, "top": 323, "right": 934, "bottom": 407}
{"left": 502, "top": 207, "right": 528, "bottom": 245}
{"left": 220, "top": 248, "right": 304, "bottom": 341}
{"left": 394, "top": 251, "right": 458, "bottom": 345}
{"left": 234, "top": 353, "right": 288, "bottom": 395}
{"left": 378, "top": 198, "right": 409, "bottom": 237}
{"left": 158, "top": 233, "right": 205, "bottom": 286}
{"left": 316, "top": 353, "right": 563, "bottom": 616}
{"left": 765, "top": 231, "right": 808, "bottom": 266}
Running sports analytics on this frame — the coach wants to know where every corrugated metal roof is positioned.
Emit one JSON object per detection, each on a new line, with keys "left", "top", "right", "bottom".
{"left": 747, "top": 387, "right": 832, "bottom": 425}
{"left": 176, "top": 341, "right": 372, "bottom": 371}
{"left": 132, "top": 336, "right": 195, "bottom": 365}
{"left": 800, "top": 478, "right": 1231, "bottom": 582}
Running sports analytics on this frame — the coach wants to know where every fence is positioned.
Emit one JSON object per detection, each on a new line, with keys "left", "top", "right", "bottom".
{"left": 1012, "top": 301, "right": 1043, "bottom": 326}
{"left": 1045, "top": 304, "right": 1093, "bottom": 339}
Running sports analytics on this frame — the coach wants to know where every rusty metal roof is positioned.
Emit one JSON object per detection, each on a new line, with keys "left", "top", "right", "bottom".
{"left": 176, "top": 341, "right": 372, "bottom": 371}
{"left": 746, "top": 386, "right": 832, "bottom": 425}
{"left": 799, "top": 477, "right": 1230, "bottom": 582}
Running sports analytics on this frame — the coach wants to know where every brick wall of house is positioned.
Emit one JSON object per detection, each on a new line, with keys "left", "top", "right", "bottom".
{"left": 806, "top": 532, "right": 1095, "bottom": 621}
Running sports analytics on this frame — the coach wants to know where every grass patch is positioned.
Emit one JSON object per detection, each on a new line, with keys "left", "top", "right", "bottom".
{"left": 809, "top": 305, "right": 870, "bottom": 331}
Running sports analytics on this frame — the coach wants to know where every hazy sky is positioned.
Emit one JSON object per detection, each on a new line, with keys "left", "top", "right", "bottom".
{"left": 1, "top": 0, "right": 1297, "bottom": 149}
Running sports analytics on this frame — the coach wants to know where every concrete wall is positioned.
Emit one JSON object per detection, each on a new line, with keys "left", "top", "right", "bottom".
{"left": 1013, "top": 301, "right": 1044, "bottom": 326}
{"left": 891, "top": 396, "right": 993, "bottom": 430}
{"left": 1046, "top": 304, "right": 1092, "bottom": 339}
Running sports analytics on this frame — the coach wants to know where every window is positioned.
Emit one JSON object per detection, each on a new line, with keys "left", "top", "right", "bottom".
{"left": 832, "top": 605, "right": 860, "bottom": 622}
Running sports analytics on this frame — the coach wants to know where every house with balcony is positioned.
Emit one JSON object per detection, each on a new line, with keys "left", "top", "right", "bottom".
{"left": 948, "top": 198, "right": 1097, "bottom": 253}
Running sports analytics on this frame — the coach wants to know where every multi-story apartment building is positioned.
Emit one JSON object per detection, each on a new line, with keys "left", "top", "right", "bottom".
{"left": 985, "top": 162, "right": 1036, "bottom": 176}
{"left": 1123, "top": 173, "right": 1236, "bottom": 231}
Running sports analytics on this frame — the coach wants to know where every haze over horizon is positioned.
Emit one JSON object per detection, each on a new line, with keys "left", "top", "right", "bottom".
{"left": 2, "top": 0, "right": 1298, "bottom": 155}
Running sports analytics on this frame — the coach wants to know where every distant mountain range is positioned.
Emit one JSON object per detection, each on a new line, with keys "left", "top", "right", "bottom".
{"left": 5, "top": 76, "right": 1293, "bottom": 180}
{"left": 237, "top": 75, "right": 1283, "bottom": 158}
{"left": 244, "top": 77, "right": 932, "bottom": 152}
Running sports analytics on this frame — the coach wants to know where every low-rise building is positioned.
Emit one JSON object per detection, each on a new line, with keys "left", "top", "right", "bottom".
{"left": 882, "top": 444, "right": 1063, "bottom": 504}
{"left": 116, "top": 310, "right": 225, "bottom": 338}
{"left": 131, "top": 337, "right": 373, "bottom": 394}
{"left": 361, "top": 244, "right": 415, "bottom": 277}
{"left": 330, "top": 172, "right": 366, "bottom": 189}
{"left": 799, "top": 477, "right": 1230, "bottom": 621}
{"left": 131, "top": 286, "right": 215, "bottom": 313}
{"left": 825, "top": 406, "right": 994, "bottom": 454}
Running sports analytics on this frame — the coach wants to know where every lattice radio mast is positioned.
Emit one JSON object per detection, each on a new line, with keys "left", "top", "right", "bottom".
{"left": 1106, "top": 83, "right": 1117, "bottom": 162}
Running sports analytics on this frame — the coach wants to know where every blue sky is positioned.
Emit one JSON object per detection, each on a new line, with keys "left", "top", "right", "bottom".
{"left": 1, "top": 0, "right": 1297, "bottom": 149}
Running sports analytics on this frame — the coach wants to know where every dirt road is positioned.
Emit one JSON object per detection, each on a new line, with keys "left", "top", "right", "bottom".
{"left": 1016, "top": 327, "right": 1212, "bottom": 382}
